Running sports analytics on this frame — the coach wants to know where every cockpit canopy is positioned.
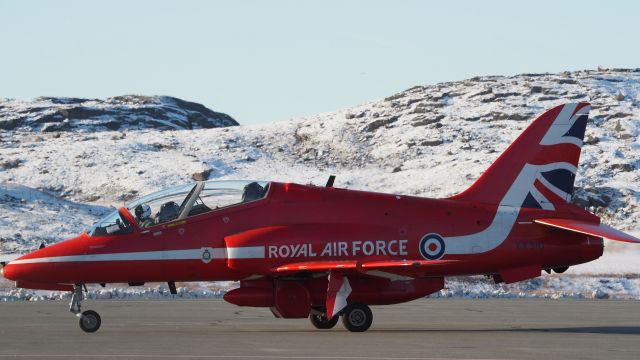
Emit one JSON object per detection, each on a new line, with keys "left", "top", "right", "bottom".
{"left": 89, "top": 180, "right": 269, "bottom": 236}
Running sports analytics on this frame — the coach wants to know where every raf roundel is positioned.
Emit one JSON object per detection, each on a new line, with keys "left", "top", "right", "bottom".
{"left": 419, "top": 233, "right": 445, "bottom": 260}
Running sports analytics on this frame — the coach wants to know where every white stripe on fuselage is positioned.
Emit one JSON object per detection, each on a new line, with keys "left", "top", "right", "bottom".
{"left": 8, "top": 246, "right": 265, "bottom": 265}
{"left": 444, "top": 161, "right": 577, "bottom": 255}
{"left": 226, "top": 246, "right": 265, "bottom": 259}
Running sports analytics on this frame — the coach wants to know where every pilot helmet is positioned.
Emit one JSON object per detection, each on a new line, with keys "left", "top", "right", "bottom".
{"left": 134, "top": 204, "right": 151, "bottom": 220}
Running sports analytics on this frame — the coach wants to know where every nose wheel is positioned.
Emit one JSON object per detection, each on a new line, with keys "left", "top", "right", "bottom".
{"left": 70, "top": 284, "right": 102, "bottom": 333}
{"left": 79, "top": 310, "right": 102, "bottom": 333}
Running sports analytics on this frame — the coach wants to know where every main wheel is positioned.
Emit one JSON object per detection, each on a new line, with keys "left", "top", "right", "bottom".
{"left": 309, "top": 313, "right": 339, "bottom": 329}
{"left": 79, "top": 310, "right": 101, "bottom": 333}
{"left": 341, "top": 303, "right": 373, "bottom": 332}
{"left": 553, "top": 266, "right": 569, "bottom": 274}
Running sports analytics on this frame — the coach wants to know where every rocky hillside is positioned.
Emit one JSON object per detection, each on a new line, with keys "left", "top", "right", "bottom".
{"left": 0, "top": 95, "right": 238, "bottom": 132}
{"left": 0, "top": 68, "right": 639, "bottom": 253}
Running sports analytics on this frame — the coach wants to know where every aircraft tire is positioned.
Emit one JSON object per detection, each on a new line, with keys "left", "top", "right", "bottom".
{"left": 79, "top": 310, "right": 101, "bottom": 333}
{"left": 309, "top": 313, "right": 339, "bottom": 329}
{"left": 341, "top": 303, "right": 373, "bottom": 332}
{"left": 553, "top": 266, "right": 569, "bottom": 273}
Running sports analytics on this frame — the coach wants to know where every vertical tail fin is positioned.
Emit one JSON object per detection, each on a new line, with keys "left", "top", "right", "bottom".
{"left": 451, "top": 102, "right": 590, "bottom": 211}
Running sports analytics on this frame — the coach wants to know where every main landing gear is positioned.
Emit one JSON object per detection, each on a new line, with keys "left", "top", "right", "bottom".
{"left": 309, "top": 303, "right": 373, "bottom": 332}
{"left": 70, "top": 284, "right": 101, "bottom": 333}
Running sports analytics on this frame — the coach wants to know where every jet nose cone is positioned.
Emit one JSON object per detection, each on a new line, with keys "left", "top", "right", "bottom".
{"left": 2, "top": 259, "right": 55, "bottom": 283}
{"left": 1, "top": 262, "right": 18, "bottom": 281}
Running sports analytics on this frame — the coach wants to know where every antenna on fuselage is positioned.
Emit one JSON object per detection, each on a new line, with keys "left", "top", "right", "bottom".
{"left": 325, "top": 175, "right": 336, "bottom": 188}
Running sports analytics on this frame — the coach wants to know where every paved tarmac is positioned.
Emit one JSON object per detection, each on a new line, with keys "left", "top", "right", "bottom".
{"left": 0, "top": 299, "right": 638, "bottom": 360}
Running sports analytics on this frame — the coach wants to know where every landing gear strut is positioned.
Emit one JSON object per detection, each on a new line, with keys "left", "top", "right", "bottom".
{"left": 70, "top": 284, "right": 101, "bottom": 333}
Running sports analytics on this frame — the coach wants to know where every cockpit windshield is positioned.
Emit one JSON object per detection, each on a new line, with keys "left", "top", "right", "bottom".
{"left": 125, "top": 183, "right": 196, "bottom": 228}
{"left": 88, "top": 209, "right": 134, "bottom": 237}
{"left": 123, "top": 180, "right": 269, "bottom": 229}
{"left": 88, "top": 180, "right": 270, "bottom": 236}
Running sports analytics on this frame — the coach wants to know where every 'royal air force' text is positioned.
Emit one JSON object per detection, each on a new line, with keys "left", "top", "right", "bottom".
{"left": 267, "top": 240, "right": 408, "bottom": 259}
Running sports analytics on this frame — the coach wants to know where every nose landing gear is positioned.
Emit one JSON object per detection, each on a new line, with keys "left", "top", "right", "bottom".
{"left": 70, "top": 284, "right": 102, "bottom": 333}
{"left": 79, "top": 310, "right": 101, "bottom": 333}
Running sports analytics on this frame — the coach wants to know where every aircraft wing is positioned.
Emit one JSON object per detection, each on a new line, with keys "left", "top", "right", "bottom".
{"left": 360, "top": 259, "right": 459, "bottom": 270}
{"left": 273, "top": 259, "right": 459, "bottom": 275}
{"left": 535, "top": 218, "right": 640, "bottom": 243}
{"left": 275, "top": 260, "right": 359, "bottom": 273}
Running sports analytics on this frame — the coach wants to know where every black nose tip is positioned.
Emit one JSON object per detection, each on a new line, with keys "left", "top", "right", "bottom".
{"left": 1, "top": 262, "right": 17, "bottom": 280}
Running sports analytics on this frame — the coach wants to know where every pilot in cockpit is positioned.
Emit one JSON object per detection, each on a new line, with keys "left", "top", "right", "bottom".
{"left": 242, "top": 182, "right": 266, "bottom": 202}
{"left": 134, "top": 204, "right": 155, "bottom": 228}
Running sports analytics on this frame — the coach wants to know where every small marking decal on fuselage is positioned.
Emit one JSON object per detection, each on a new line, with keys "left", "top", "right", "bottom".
{"left": 201, "top": 247, "right": 213, "bottom": 263}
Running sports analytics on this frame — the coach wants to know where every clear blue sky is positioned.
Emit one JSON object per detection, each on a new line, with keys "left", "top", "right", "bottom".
{"left": 1, "top": 0, "right": 638, "bottom": 125}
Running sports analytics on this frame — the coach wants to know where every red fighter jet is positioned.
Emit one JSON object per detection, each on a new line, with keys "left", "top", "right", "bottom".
{"left": 1, "top": 102, "right": 639, "bottom": 333}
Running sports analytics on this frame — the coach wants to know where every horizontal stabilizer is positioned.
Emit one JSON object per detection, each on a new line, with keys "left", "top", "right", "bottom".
{"left": 274, "top": 259, "right": 458, "bottom": 274}
{"left": 535, "top": 218, "right": 640, "bottom": 243}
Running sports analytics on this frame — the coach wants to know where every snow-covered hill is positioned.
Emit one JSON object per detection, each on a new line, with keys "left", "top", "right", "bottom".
{"left": 1, "top": 68, "right": 639, "bottom": 299}
{"left": 2, "top": 68, "right": 638, "bottom": 231}
{"left": 0, "top": 184, "right": 112, "bottom": 253}
{"left": 0, "top": 95, "right": 238, "bottom": 132}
